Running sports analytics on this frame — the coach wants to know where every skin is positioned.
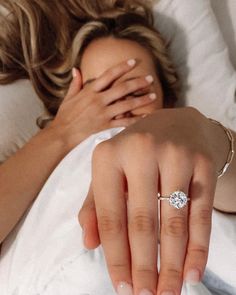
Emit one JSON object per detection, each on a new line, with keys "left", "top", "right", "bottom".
{"left": 80, "top": 37, "right": 163, "bottom": 116}
{"left": 0, "top": 38, "right": 160, "bottom": 245}
{"left": 78, "top": 38, "right": 236, "bottom": 295}
{"left": 1, "top": 34, "right": 235, "bottom": 295}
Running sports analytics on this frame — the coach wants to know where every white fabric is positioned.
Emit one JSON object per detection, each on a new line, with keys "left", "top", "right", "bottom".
{"left": 211, "top": 0, "right": 236, "bottom": 69}
{"left": 1, "top": 0, "right": 236, "bottom": 162}
{"left": 0, "top": 127, "right": 228, "bottom": 295}
{"left": 154, "top": 0, "right": 236, "bottom": 130}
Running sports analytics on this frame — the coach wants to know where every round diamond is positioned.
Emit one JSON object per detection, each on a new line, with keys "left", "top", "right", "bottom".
{"left": 169, "top": 191, "right": 188, "bottom": 209}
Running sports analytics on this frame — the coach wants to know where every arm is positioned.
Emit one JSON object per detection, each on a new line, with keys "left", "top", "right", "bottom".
{"left": 0, "top": 125, "right": 68, "bottom": 244}
{"left": 79, "top": 107, "right": 236, "bottom": 295}
{"left": 0, "top": 60, "right": 155, "bottom": 244}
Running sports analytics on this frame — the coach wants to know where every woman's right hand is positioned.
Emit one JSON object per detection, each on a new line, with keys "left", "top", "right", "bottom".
{"left": 50, "top": 59, "right": 156, "bottom": 151}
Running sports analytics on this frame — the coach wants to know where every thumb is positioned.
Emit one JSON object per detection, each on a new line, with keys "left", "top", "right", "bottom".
{"left": 78, "top": 184, "right": 101, "bottom": 249}
{"left": 64, "top": 68, "right": 82, "bottom": 101}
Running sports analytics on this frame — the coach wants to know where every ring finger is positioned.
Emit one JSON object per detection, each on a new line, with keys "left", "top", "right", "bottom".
{"left": 157, "top": 157, "right": 193, "bottom": 295}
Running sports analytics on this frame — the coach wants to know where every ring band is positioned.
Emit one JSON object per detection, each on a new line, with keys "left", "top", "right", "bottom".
{"left": 157, "top": 191, "right": 190, "bottom": 209}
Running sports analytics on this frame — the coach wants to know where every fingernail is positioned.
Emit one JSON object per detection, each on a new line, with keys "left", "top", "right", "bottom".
{"left": 127, "top": 59, "right": 136, "bottom": 67}
{"left": 149, "top": 93, "right": 157, "bottom": 100}
{"left": 185, "top": 269, "right": 200, "bottom": 285}
{"left": 117, "top": 281, "right": 133, "bottom": 295}
{"left": 72, "top": 67, "right": 77, "bottom": 78}
{"left": 161, "top": 291, "right": 175, "bottom": 295}
{"left": 145, "top": 75, "right": 154, "bottom": 83}
{"left": 139, "top": 288, "right": 153, "bottom": 295}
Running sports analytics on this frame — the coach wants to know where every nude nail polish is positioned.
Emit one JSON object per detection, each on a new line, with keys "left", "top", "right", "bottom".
{"left": 145, "top": 75, "right": 154, "bottom": 83}
{"left": 139, "top": 288, "right": 153, "bottom": 295}
{"left": 127, "top": 59, "right": 136, "bottom": 67}
{"left": 117, "top": 282, "right": 133, "bottom": 295}
{"left": 161, "top": 291, "right": 175, "bottom": 295}
{"left": 149, "top": 93, "right": 157, "bottom": 100}
{"left": 185, "top": 269, "right": 200, "bottom": 285}
{"left": 72, "top": 67, "right": 77, "bottom": 78}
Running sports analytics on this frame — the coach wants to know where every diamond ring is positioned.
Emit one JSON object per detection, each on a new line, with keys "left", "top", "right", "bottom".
{"left": 157, "top": 191, "right": 190, "bottom": 209}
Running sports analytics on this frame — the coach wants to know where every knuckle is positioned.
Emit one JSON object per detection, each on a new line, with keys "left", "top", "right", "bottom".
{"left": 129, "top": 132, "right": 156, "bottom": 150}
{"left": 98, "top": 213, "right": 123, "bottom": 237}
{"left": 133, "top": 265, "right": 157, "bottom": 277}
{"left": 109, "top": 262, "right": 130, "bottom": 273}
{"left": 130, "top": 210, "right": 156, "bottom": 234}
{"left": 187, "top": 245, "right": 208, "bottom": 261}
{"left": 93, "top": 141, "right": 114, "bottom": 162}
{"left": 163, "top": 216, "right": 187, "bottom": 237}
{"left": 161, "top": 266, "right": 182, "bottom": 281}
{"left": 191, "top": 208, "right": 212, "bottom": 226}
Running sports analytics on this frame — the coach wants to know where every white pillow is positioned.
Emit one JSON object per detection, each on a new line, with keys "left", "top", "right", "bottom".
{"left": 154, "top": 0, "right": 236, "bottom": 130}
{"left": 0, "top": 80, "right": 47, "bottom": 163}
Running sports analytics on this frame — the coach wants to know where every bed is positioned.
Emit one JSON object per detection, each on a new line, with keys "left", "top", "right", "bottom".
{"left": 0, "top": 0, "right": 236, "bottom": 294}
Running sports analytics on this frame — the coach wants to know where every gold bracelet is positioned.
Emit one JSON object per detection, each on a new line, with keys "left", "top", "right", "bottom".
{"left": 209, "top": 118, "right": 235, "bottom": 178}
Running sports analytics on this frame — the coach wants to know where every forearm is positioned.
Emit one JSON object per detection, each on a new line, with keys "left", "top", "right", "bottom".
{"left": 0, "top": 125, "right": 68, "bottom": 243}
{"left": 213, "top": 130, "right": 236, "bottom": 213}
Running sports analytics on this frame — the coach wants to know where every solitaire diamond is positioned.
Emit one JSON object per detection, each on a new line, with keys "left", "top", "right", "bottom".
{"left": 169, "top": 191, "right": 188, "bottom": 209}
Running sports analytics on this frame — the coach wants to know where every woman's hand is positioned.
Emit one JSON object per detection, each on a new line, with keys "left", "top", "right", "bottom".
{"left": 50, "top": 60, "right": 156, "bottom": 151}
{"left": 78, "top": 107, "right": 230, "bottom": 295}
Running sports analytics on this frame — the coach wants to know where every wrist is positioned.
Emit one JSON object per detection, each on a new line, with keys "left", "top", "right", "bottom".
{"left": 38, "top": 122, "right": 72, "bottom": 158}
{"left": 45, "top": 121, "right": 85, "bottom": 155}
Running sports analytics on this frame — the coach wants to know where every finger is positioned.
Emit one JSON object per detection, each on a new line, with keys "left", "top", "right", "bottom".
{"left": 157, "top": 154, "right": 193, "bottom": 295}
{"left": 183, "top": 159, "right": 216, "bottom": 285}
{"left": 106, "top": 93, "right": 157, "bottom": 118}
{"left": 109, "top": 115, "right": 145, "bottom": 128}
{"left": 125, "top": 142, "right": 159, "bottom": 295}
{"left": 92, "top": 59, "right": 137, "bottom": 92}
{"left": 102, "top": 75, "right": 154, "bottom": 106}
{"left": 64, "top": 68, "right": 83, "bottom": 101}
{"left": 78, "top": 183, "right": 100, "bottom": 249}
{"left": 114, "top": 114, "right": 126, "bottom": 120}
{"left": 92, "top": 143, "right": 133, "bottom": 293}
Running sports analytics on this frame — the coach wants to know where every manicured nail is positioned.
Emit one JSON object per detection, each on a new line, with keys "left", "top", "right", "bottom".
{"left": 185, "top": 269, "right": 200, "bottom": 285}
{"left": 127, "top": 59, "right": 136, "bottom": 67}
{"left": 145, "top": 75, "right": 154, "bottom": 83}
{"left": 149, "top": 93, "right": 157, "bottom": 100}
{"left": 117, "top": 281, "right": 133, "bottom": 295}
{"left": 161, "top": 291, "right": 175, "bottom": 295}
{"left": 139, "top": 288, "right": 153, "bottom": 295}
{"left": 72, "top": 67, "right": 77, "bottom": 78}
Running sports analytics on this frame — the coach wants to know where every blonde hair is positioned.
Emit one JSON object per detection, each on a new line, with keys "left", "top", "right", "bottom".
{"left": 0, "top": 0, "right": 179, "bottom": 117}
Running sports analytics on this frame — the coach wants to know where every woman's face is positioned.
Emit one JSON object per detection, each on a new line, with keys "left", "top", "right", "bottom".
{"left": 80, "top": 37, "right": 163, "bottom": 116}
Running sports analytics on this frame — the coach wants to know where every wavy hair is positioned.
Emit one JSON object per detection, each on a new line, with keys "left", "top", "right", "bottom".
{"left": 0, "top": 0, "right": 179, "bottom": 117}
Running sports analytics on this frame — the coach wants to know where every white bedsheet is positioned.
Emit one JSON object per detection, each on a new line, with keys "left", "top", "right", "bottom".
{"left": 0, "top": 128, "right": 235, "bottom": 295}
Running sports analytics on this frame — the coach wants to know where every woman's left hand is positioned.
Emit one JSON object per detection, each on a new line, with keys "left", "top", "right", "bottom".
{"left": 78, "top": 107, "right": 228, "bottom": 295}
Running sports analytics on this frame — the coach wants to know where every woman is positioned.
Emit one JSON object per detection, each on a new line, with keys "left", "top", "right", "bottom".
{"left": 0, "top": 1, "right": 235, "bottom": 295}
